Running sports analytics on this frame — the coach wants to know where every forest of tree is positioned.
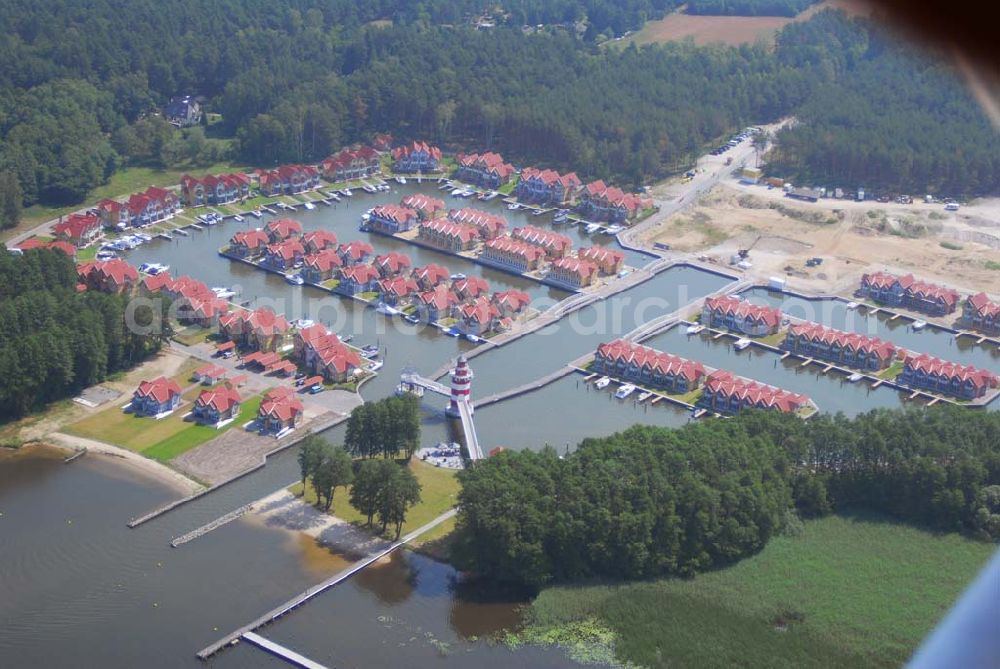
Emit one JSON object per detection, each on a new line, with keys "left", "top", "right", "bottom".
{"left": 453, "top": 406, "right": 1000, "bottom": 588}
{"left": 0, "top": 2, "right": 995, "bottom": 209}
{"left": 0, "top": 249, "right": 164, "bottom": 420}
{"left": 686, "top": 0, "right": 818, "bottom": 17}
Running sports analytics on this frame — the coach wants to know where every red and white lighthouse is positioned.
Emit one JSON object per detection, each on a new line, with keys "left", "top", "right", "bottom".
{"left": 447, "top": 355, "right": 473, "bottom": 416}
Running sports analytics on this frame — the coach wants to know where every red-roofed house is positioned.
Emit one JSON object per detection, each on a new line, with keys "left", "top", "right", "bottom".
{"left": 548, "top": 256, "right": 599, "bottom": 288}
{"left": 412, "top": 264, "right": 451, "bottom": 290}
{"left": 293, "top": 323, "right": 330, "bottom": 360}
{"left": 859, "top": 271, "right": 959, "bottom": 316}
{"left": 265, "top": 218, "right": 303, "bottom": 242}
{"left": 899, "top": 353, "right": 999, "bottom": 400}
{"left": 126, "top": 186, "right": 179, "bottom": 227}
{"left": 336, "top": 264, "right": 381, "bottom": 296}
{"left": 53, "top": 213, "right": 102, "bottom": 247}
{"left": 257, "top": 387, "right": 304, "bottom": 434}
{"left": 139, "top": 271, "right": 174, "bottom": 294}
{"left": 302, "top": 230, "right": 339, "bottom": 254}
{"left": 577, "top": 247, "right": 625, "bottom": 275}
{"left": 321, "top": 146, "right": 381, "bottom": 182}
{"left": 391, "top": 141, "right": 442, "bottom": 173}
{"left": 511, "top": 226, "right": 573, "bottom": 258}
{"left": 17, "top": 238, "right": 76, "bottom": 257}
{"left": 180, "top": 173, "right": 251, "bottom": 206}
{"left": 577, "top": 181, "right": 654, "bottom": 224}
{"left": 220, "top": 307, "right": 290, "bottom": 351}
{"left": 417, "top": 219, "right": 479, "bottom": 252}
{"left": 702, "top": 296, "right": 782, "bottom": 336}
{"left": 263, "top": 239, "right": 306, "bottom": 271}
{"left": 367, "top": 205, "right": 419, "bottom": 234}
{"left": 457, "top": 297, "right": 501, "bottom": 336}
{"left": 415, "top": 285, "right": 460, "bottom": 323}
{"left": 184, "top": 296, "right": 230, "bottom": 328}
{"left": 858, "top": 271, "right": 915, "bottom": 307}
{"left": 374, "top": 251, "right": 413, "bottom": 278}
{"left": 228, "top": 229, "right": 270, "bottom": 258}
{"left": 131, "top": 377, "right": 182, "bottom": 416}
{"left": 452, "top": 276, "right": 491, "bottom": 301}
{"left": 480, "top": 237, "right": 546, "bottom": 273}
{"left": 337, "top": 240, "right": 374, "bottom": 265}
{"left": 193, "top": 364, "right": 228, "bottom": 385}
{"left": 258, "top": 164, "right": 320, "bottom": 196}
{"left": 377, "top": 276, "right": 419, "bottom": 306}
{"left": 401, "top": 193, "right": 445, "bottom": 220}
{"left": 301, "top": 249, "right": 343, "bottom": 283}
{"left": 515, "top": 168, "right": 582, "bottom": 204}
{"left": 372, "top": 133, "right": 393, "bottom": 152}
{"left": 492, "top": 290, "right": 532, "bottom": 319}
{"left": 303, "top": 336, "right": 362, "bottom": 382}
{"left": 962, "top": 293, "right": 1000, "bottom": 335}
{"left": 907, "top": 280, "right": 960, "bottom": 316}
{"left": 454, "top": 152, "right": 516, "bottom": 189}
{"left": 700, "top": 370, "right": 810, "bottom": 414}
{"left": 77, "top": 259, "right": 139, "bottom": 294}
{"left": 95, "top": 198, "right": 131, "bottom": 228}
{"left": 595, "top": 340, "right": 707, "bottom": 393}
{"left": 447, "top": 208, "right": 507, "bottom": 240}
{"left": 782, "top": 323, "right": 899, "bottom": 371}
{"left": 193, "top": 385, "right": 242, "bottom": 425}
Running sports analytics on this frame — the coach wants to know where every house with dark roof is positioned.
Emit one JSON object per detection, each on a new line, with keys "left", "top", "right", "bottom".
{"left": 164, "top": 96, "right": 202, "bottom": 127}
{"left": 595, "top": 340, "right": 707, "bottom": 394}
{"left": 702, "top": 296, "right": 782, "bottom": 336}
{"left": 391, "top": 141, "right": 442, "bottom": 173}
{"left": 962, "top": 293, "right": 1000, "bottom": 335}
{"left": 132, "top": 377, "right": 182, "bottom": 416}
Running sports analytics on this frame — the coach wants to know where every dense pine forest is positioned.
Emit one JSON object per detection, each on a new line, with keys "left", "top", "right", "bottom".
{"left": 0, "top": 1, "right": 996, "bottom": 211}
{"left": 453, "top": 406, "right": 1000, "bottom": 588}
{"left": 0, "top": 250, "right": 164, "bottom": 419}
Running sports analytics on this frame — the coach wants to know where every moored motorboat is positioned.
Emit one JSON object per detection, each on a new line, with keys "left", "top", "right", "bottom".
{"left": 615, "top": 383, "right": 637, "bottom": 399}
{"left": 594, "top": 376, "right": 611, "bottom": 389}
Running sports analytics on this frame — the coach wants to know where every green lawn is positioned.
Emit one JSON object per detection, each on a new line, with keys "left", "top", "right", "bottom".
{"left": 290, "top": 458, "right": 460, "bottom": 539}
{"left": 75, "top": 246, "right": 98, "bottom": 261}
{"left": 510, "top": 514, "right": 994, "bottom": 668}
{"left": 143, "top": 395, "right": 263, "bottom": 461}
{"left": 498, "top": 177, "right": 519, "bottom": 196}
{"left": 877, "top": 360, "right": 905, "bottom": 381}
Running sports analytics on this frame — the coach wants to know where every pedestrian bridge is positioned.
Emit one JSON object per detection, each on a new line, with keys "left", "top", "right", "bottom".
{"left": 399, "top": 370, "right": 483, "bottom": 461}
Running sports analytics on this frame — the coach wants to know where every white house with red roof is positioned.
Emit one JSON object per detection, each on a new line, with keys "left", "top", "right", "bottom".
{"left": 480, "top": 237, "right": 546, "bottom": 273}
{"left": 700, "top": 371, "right": 810, "bottom": 414}
{"left": 321, "top": 146, "right": 381, "bottom": 182}
{"left": 515, "top": 168, "right": 582, "bottom": 204}
{"left": 702, "top": 295, "right": 783, "bottom": 336}
{"left": 492, "top": 290, "right": 532, "bottom": 319}
{"left": 265, "top": 218, "right": 304, "bottom": 242}
{"left": 374, "top": 251, "right": 413, "bottom": 278}
{"left": 401, "top": 193, "right": 446, "bottom": 220}
{"left": 457, "top": 297, "right": 501, "bottom": 336}
{"left": 367, "top": 205, "right": 419, "bottom": 234}
{"left": 131, "top": 377, "right": 183, "bottom": 417}
{"left": 180, "top": 172, "right": 251, "bottom": 206}
{"left": 258, "top": 164, "right": 320, "bottom": 196}
{"left": 511, "top": 225, "right": 573, "bottom": 258}
{"left": 192, "top": 363, "right": 228, "bottom": 386}
{"left": 53, "top": 213, "right": 102, "bottom": 247}
{"left": 192, "top": 385, "right": 242, "bottom": 425}
{"left": 577, "top": 246, "right": 625, "bottom": 275}
{"left": 391, "top": 141, "right": 442, "bottom": 173}
{"left": 416, "top": 284, "right": 461, "bottom": 323}
{"left": 228, "top": 229, "right": 270, "bottom": 258}
{"left": 125, "top": 186, "right": 179, "bottom": 227}
{"left": 418, "top": 219, "right": 479, "bottom": 252}
{"left": 548, "top": 256, "right": 599, "bottom": 289}
{"left": 257, "top": 387, "right": 304, "bottom": 434}
{"left": 577, "top": 181, "right": 653, "bottom": 224}
{"left": 962, "top": 293, "right": 1000, "bottom": 335}
{"left": 595, "top": 340, "right": 707, "bottom": 394}
{"left": 782, "top": 323, "right": 899, "bottom": 371}
{"left": 898, "top": 353, "right": 999, "bottom": 400}
{"left": 454, "top": 152, "right": 516, "bottom": 189}
{"left": 301, "top": 249, "right": 343, "bottom": 283}
{"left": 447, "top": 208, "right": 507, "bottom": 240}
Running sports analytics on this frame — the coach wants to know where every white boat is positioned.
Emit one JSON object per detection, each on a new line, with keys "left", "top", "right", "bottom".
{"left": 507, "top": 203, "right": 520, "bottom": 210}
{"left": 912, "top": 320, "right": 927, "bottom": 331}
{"left": 584, "top": 223, "right": 601, "bottom": 234}
{"left": 233, "top": 214, "right": 244, "bottom": 222}
{"left": 285, "top": 273, "right": 304, "bottom": 286}
{"left": 734, "top": 338, "right": 752, "bottom": 351}
{"left": 340, "top": 189, "right": 353, "bottom": 197}
{"left": 303, "top": 201, "right": 316, "bottom": 210}
{"left": 375, "top": 302, "right": 400, "bottom": 316}
{"left": 212, "top": 287, "right": 236, "bottom": 299}
{"left": 461, "top": 189, "right": 475, "bottom": 198}
{"left": 450, "top": 188, "right": 463, "bottom": 196}
{"left": 532, "top": 209, "right": 545, "bottom": 216}
{"left": 605, "top": 224, "right": 624, "bottom": 234}
{"left": 363, "top": 185, "right": 376, "bottom": 193}
{"left": 251, "top": 210, "right": 262, "bottom": 219}
{"left": 96, "top": 251, "right": 118, "bottom": 260}
{"left": 135, "top": 233, "right": 152, "bottom": 242}
{"left": 465, "top": 334, "right": 482, "bottom": 343}
{"left": 637, "top": 391, "right": 652, "bottom": 402}
{"left": 594, "top": 376, "right": 611, "bottom": 389}
{"left": 368, "top": 359, "right": 384, "bottom": 371}
{"left": 686, "top": 324, "right": 705, "bottom": 335}
{"left": 396, "top": 176, "right": 407, "bottom": 185}
{"left": 846, "top": 301, "right": 859, "bottom": 310}
{"left": 615, "top": 383, "right": 637, "bottom": 399}
{"left": 450, "top": 273, "right": 467, "bottom": 281}
{"left": 847, "top": 372, "right": 863, "bottom": 383}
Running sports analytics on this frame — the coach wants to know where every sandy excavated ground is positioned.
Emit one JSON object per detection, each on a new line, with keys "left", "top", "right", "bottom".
{"left": 645, "top": 184, "right": 1000, "bottom": 298}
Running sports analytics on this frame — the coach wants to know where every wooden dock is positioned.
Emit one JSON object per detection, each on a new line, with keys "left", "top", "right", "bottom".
{"left": 196, "top": 509, "right": 457, "bottom": 661}
{"left": 63, "top": 448, "right": 87, "bottom": 464}
{"left": 800, "top": 358, "right": 813, "bottom": 367}
{"left": 169, "top": 504, "right": 253, "bottom": 547}
{"left": 241, "top": 632, "right": 328, "bottom": 669}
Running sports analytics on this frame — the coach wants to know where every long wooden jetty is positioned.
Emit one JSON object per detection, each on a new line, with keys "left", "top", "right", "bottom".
{"left": 169, "top": 504, "right": 253, "bottom": 547}
{"left": 472, "top": 366, "right": 576, "bottom": 409}
{"left": 241, "top": 632, "right": 328, "bottom": 669}
{"left": 196, "top": 508, "right": 458, "bottom": 661}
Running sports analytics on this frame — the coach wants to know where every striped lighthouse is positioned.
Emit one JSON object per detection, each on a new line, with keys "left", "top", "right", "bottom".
{"left": 447, "top": 355, "right": 473, "bottom": 417}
